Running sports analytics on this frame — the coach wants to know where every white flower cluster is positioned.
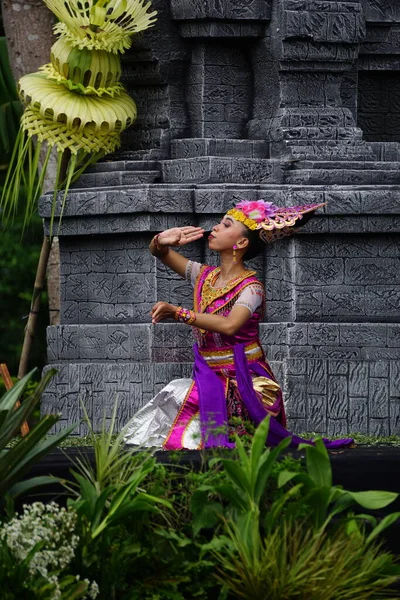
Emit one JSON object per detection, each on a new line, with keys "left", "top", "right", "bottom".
{"left": 0, "top": 501, "right": 99, "bottom": 600}
{"left": 0, "top": 502, "right": 79, "bottom": 578}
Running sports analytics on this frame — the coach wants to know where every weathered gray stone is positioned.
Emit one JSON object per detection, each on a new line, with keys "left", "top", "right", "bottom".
{"left": 38, "top": 0, "right": 400, "bottom": 438}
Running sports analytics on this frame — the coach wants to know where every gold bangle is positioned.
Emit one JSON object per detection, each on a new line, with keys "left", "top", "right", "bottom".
{"left": 175, "top": 307, "right": 196, "bottom": 325}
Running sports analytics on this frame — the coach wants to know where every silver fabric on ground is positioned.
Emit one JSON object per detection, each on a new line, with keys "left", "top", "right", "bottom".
{"left": 124, "top": 378, "right": 200, "bottom": 449}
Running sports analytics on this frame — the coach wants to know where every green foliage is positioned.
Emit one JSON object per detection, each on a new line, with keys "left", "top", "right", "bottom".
{"left": 0, "top": 38, "right": 22, "bottom": 171}
{"left": 0, "top": 369, "right": 75, "bottom": 511}
{"left": 71, "top": 399, "right": 150, "bottom": 492}
{"left": 212, "top": 519, "right": 399, "bottom": 600}
{"left": 1, "top": 414, "right": 399, "bottom": 599}
{"left": 0, "top": 206, "right": 48, "bottom": 379}
{"left": 277, "top": 438, "right": 400, "bottom": 532}
{"left": 207, "top": 420, "right": 400, "bottom": 600}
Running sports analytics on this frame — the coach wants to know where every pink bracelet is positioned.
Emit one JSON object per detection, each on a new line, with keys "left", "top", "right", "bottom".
{"left": 174, "top": 307, "right": 196, "bottom": 325}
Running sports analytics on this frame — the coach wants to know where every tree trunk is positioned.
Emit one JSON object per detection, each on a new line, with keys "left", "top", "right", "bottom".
{"left": 1, "top": 0, "right": 55, "bottom": 81}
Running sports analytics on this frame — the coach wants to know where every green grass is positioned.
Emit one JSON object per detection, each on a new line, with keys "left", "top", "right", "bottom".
{"left": 299, "top": 432, "right": 400, "bottom": 447}
{"left": 54, "top": 432, "right": 400, "bottom": 448}
{"left": 9, "top": 431, "right": 400, "bottom": 449}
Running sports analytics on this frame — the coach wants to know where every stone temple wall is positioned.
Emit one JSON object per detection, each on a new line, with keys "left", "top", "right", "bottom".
{"left": 39, "top": 0, "right": 400, "bottom": 437}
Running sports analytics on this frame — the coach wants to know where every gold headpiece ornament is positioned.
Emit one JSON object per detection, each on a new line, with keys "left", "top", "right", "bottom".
{"left": 227, "top": 200, "right": 326, "bottom": 244}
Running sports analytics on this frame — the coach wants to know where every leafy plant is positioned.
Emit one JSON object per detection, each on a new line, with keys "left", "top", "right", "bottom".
{"left": 212, "top": 518, "right": 400, "bottom": 600}
{"left": 70, "top": 399, "right": 150, "bottom": 493}
{"left": 0, "top": 38, "right": 22, "bottom": 171}
{"left": 0, "top": 368, "right": 75, "bottom": 510}
{"left": 203, "top": 418, "right": 400, "bottom": 599}
{"left": 277, "top": 438, "right": 400, "bottom": 536}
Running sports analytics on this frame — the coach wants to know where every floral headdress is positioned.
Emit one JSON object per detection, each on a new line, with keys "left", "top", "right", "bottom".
{"left": 227, "top": 200, "right": 325, "bottom": 244}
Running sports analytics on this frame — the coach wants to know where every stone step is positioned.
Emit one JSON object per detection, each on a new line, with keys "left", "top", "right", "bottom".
{"left": 280, "top": 127, "right": 363, "bottom": 141}
{"left": 86, "top": 160, "right": 159, "bottom": 173}
{"left": 289, "top": 144, "right": 376, "bottom": 161}
{"left": 160, "top": 158, "right": 284, "bottom": 184}
{"left": 171, "top": 138, "right": 268, "bottom": 159}
{"left": 283, "top": 0, "right": 362, "bottom": 13}
{"left": 368, "top": 142, "right": 400, "bottom": 162}
{"left": 295, "top": 161, "right": 400, "bottom": 171}
{"left": 38, "top": 183, "right": 400, "bottom": 224}
{"left": 285, "top": 169, "right": 400, "bottom": 185}
{"left": 71, "top": 170, "right": 160, "bottom": 189}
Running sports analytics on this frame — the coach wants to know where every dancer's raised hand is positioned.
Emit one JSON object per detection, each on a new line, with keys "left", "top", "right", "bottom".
{"left": 157, "top": 226, "right": 204, "bottom": 247}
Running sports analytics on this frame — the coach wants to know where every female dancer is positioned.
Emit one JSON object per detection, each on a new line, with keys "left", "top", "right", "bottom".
{"left": 124, "top": 200, "right": 352, "bottom": 450}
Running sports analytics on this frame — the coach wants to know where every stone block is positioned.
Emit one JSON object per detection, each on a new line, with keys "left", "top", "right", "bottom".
{"left": 287, "top": 323, "right": 308, "bottom": 345}
{"left": 369, "top": 418, "right": 389, "bottom": 436}
{"left": 286, "top": 358, "right": 307, "bottom": 375}
{"left": 365, "top": 287, "right": 400, "bottom": 319}
{"left": 327, "top": 375, "right": 348, "bottom": 419}
{"left": 388, "top": 327, "right": 400, "bottom": 348}
{"left": 307, "top": 360, "right": 328, "bottom": 395}
{"left": 348, "top": 361, "right": 369, "bottom": 397}
{"left": 390, "top": 402, "right": 400, "bottom": 436}
{"left": 335, "top": 236, "right": 376, "bottom": 257}
{"left": 284, "top": 374, "right": 308, "bottom": 418}
{"left": 369, "top": 377, "right": 389, "bottom": 418}
{"left": 369, "top": 361, "right": 389, "bottom": 378}
{"left": 322, "top": 286, "right": 366, "bottom": 320}
{"left": 308, "top": 324, "right": 340, "bottom": 345}
{"left": 296, "top": 258, "right": 344, "bottom": 286}
{"left": 327, "top": 419, "right": 349, "bottom": 436}
{"left": 340, "top": 324, "right": 387, "bottom": 347}
{"left": 295, "top": 287, "right": 323, "bottom": 320}
{"left": 362, "top": 347, "right": 400, "bottom": 360}
{"left": 328, "top": 360, "right": 348, "bottom": 375}
{"left": 389, "top": 362, "right": 400, "bottom": 398}
{"left": 345, "top": 258, "right": 400, "bottom": 285}
{"left": 349, "top": 397, "right": 369, "bottom": 434}
{"left": 78, "top": 326, "right": 107, "bottom": 360}
{"left": 307, "top": 395, "right": 327, "bottom": 433}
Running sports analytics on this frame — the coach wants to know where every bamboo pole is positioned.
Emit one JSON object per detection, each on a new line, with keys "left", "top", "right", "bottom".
{"left": 17, "top": 236, "right": 52, "bottom": 379}
{"left": 17, "top": 149, "right": 70, "bottom": 379}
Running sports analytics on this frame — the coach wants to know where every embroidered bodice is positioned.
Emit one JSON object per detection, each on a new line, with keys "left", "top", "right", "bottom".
{"left": 185, "top": 260, "right": 265, "bottom": 349}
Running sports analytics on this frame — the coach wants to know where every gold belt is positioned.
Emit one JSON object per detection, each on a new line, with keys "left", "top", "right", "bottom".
{"left": 199, "top": 341, "right": 264, "bottom": 368}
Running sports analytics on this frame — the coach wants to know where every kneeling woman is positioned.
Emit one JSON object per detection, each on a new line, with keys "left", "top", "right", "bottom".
{"left": 125, "top": 200, "right": 352, "bottom": 450}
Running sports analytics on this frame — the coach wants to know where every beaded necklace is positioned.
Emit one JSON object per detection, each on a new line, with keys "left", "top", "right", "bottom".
{"left": 200, "top": 267, "right": 256, "bottom": 313}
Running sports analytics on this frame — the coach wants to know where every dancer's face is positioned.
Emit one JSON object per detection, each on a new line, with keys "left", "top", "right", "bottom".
{"left": 208, "top": 215, "right": 249, "bottom": 253}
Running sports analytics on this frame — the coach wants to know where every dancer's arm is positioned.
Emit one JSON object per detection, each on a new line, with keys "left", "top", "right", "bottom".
{"left": 150, "top": 226, "right": 205, "bottom": 278}
{"left": 151, "top": 302, "right": 252, "bottom": 336}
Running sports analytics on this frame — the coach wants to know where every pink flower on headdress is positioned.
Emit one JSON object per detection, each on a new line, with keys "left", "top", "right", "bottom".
{"left": 236, "top": 200, "right": 278, "bottom": 222}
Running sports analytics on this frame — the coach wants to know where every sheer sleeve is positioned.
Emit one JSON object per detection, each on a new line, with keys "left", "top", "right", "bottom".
{"left": 185, "top": 260, "right": 203, "bottom": 287}
{"left": 235, "top": 283, "right": 265, "bottom": 315}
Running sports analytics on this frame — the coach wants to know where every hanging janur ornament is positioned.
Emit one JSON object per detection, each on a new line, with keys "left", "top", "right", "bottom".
{"left": 1, "top": 0, "right": 157, "bottom": 232}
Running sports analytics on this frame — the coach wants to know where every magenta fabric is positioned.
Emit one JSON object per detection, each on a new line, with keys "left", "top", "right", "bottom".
{"left": 192, "top": 341, "right": 353, "bottom": 450}
{"left": 165, "top": 265, "right": 354, "bottom": 450}
{"left": 193, "top": 345, "right": 235, "bottom": 449}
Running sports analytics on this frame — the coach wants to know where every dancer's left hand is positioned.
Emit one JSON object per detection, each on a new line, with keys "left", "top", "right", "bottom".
{"left": 151, "top": 301, "right": 177, "bottom": 324}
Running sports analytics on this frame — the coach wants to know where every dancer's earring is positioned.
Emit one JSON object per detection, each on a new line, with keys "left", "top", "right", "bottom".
{"left": 232, "top": 244, "right": 238, "bottom": 264}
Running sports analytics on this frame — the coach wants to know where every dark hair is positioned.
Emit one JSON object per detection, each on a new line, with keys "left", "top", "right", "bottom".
{"left": 242, "top": 227, "right": 265, "bottom": 261}
{"left": 242, "top": 211, "right": 315, "bottom": 261}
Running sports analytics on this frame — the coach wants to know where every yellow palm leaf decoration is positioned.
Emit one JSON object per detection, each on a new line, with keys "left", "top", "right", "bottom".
{"left": 49, "top": 0, "right": 157, "bottom": 52}
{"left": 1, "top": 0, "right": 157, "bottom": 231}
